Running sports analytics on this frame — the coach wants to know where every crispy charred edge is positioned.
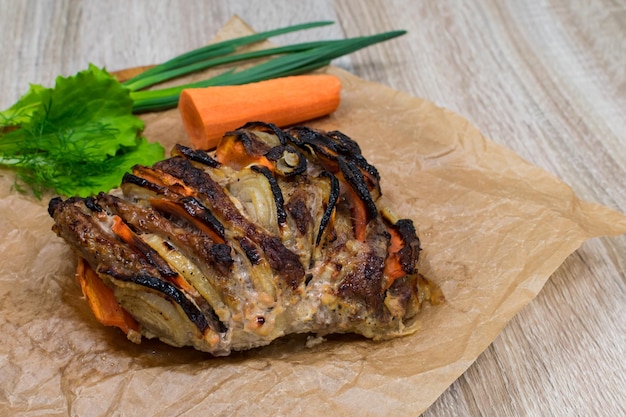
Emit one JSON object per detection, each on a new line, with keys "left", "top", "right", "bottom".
{"left": 171, "top": 144, "right": 220, "bottom": 168}
{"left": 50, "top": 198, "right": 157, "bottom": 277}
{"left": 122, "top": 165, "right": 195, "bottom": 199}
{"left": 287, "top": 126, "right": 336, "bottom": 159}
{"left": 48, "top": 196, "right": 64, "bottom": 216}
{"left": 89, "top": 198, "right": 228, "bottom": 335}
{"left": 150, "top": 196, "right": 226, "bottom": 243}
{"left": 251, "top": 165, "right": 287, "bottom": 226}
{"left": 225, "top": 127, "right": 272, "bottom": 157}
{"left": 96, "top": 193, "right": 233, "bottom": 274}
{"left": 235, "top": 236, "right": 262, "bottom": 265}
{"left": 380, "top": 207, "right": 423, "bottom": 291}
{"left": 110, "top": 215, "right": 178, "bottom": 279}
{"left": 286, "top": 126, "right": 380, "bottom": 237}
{"left": 84, "top": 196, "right": 103, "bottom": 212}
{"left": 178, "top": 196, "right": 226, "bottom": 241}
{"left": 264, "top": 145, "right": 307, "bottom": 177}
{"left": 99, "top": 269, "right": 214, "bottom": 334}
{"left": 387, "top": 218, "right": 421, "bottom": 275}
{"left": 221, "top": 122, "right": 307, "bottom": 177}
{"left": 326, "top": 130, "right": 381, "bottom": 195}
{"left": 337, "top": 157, "right": 378, "bottom": 222}
{"left": 122, "top": 172, "right": 166, "bottom": 194}
{"left": 287, "top": 126, "right": 380, "bottom": 192}
{"left": 122, "top": 161, "right": 228, "bottom": 245}
{"left": 238, "top": 121, "right": 293, "bottom": 146}
{"left": 49, "top": 197, "right": 227, "bottom": 335}
{"left": 50, "top": 195, "right": 94, "bottom": 216}
{"left": 216, "top": 123, "right": 338, "bottom": 246}
{"left": 154, "top": 156, "right": 305, "bottom": 289}
{"left": 317, "top": 171, "right": 340, "bottom": 246}
{"left": 217, "top": 123, "right": 379, "bottom": 246}
{"left": 379, "top": 215, "right": 438, "bottom": 320}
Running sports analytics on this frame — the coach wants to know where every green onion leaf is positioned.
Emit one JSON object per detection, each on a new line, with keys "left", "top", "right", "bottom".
{"left": 123, "top": 20, "right": 334, "bottom": 87}
{"left": 130, "top": 30, "right": 406, "bottom": 113}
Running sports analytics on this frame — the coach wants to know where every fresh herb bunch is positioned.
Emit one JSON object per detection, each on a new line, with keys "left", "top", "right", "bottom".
{"left": 0, "top": 21, "right": 405, "bottom": 198}
{"left": 0, "top": 65, "right": 163, "bottom": 198}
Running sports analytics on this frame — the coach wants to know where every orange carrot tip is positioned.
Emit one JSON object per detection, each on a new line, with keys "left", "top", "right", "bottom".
{"left": 178, "top": 74, "right": 342, "bottom": 150}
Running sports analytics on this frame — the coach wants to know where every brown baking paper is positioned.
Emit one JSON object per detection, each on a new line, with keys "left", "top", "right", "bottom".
{"left": 1, "top": 16, "right": 625, "bottom": 416}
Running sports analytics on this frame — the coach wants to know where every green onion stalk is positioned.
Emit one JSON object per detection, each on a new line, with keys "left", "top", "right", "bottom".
{"left": 123, "top": 22, "right": 406, "bottom": 112}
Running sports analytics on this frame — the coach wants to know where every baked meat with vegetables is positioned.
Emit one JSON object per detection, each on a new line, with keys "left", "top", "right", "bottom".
{"left": 48, "top": 122, "right": 442, "bottom": 355}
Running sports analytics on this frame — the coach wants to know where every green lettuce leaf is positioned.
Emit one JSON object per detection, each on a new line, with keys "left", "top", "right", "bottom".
{"left": 0, "top": 84, "right": 50, "bottom": 126}
{"left": 0, "top": 64, "right": 164, "bottom": 198}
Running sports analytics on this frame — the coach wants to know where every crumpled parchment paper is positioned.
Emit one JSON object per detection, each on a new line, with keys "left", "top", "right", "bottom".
{"left": 1, "top": 16, "right": 625, "bottom": 417}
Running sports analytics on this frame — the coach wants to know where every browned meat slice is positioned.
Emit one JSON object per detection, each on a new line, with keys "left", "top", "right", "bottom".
{"left": 48, "top": 122, "right": 443, "bottom": 355}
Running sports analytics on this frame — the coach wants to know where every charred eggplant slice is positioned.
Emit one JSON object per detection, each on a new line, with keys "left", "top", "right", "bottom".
{"left": 49, "top": 122, "right": 442, "bottom": 356}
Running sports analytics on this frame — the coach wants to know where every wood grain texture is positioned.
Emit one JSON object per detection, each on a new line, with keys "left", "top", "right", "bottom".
{"left": 1, "top": 0, "right": 624, "bottom": 416}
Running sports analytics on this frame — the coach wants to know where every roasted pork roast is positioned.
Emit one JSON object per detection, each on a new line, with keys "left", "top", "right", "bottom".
{"left": 49, "top": 122, "right": 442, "bottom": 355}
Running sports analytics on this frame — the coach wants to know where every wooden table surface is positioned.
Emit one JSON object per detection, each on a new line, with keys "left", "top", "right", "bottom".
{"left": 1, "top": 1, "right": 624, "bottom": 416}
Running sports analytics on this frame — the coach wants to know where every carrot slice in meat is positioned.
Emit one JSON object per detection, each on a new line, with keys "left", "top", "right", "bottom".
{"left": 214, "top": 135, "right": 274, "bottom": 171}
{"left": 345, "top": 185, "right": 369, "bottom": 242}
{"left": 382, "top": 219, "right": 421, "bottom": 289}
{"left": 179, "top": 74, "right": 341, "bottom": 150}
{"left": 75, "top": 258, "right": 140, "bottom": 335}
{"left": 148, "top": 198, "right": 226, "bottom": 244}
{"left": 131, "top": 165, "right": 195, "bottom": 197}
{"left": 383, "top": 226, "right": 407, "bottom": 286}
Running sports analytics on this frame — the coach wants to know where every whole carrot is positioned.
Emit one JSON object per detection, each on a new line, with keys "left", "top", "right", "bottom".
{"left": 178, "top": 74, "right": 341, "bottom": 150}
